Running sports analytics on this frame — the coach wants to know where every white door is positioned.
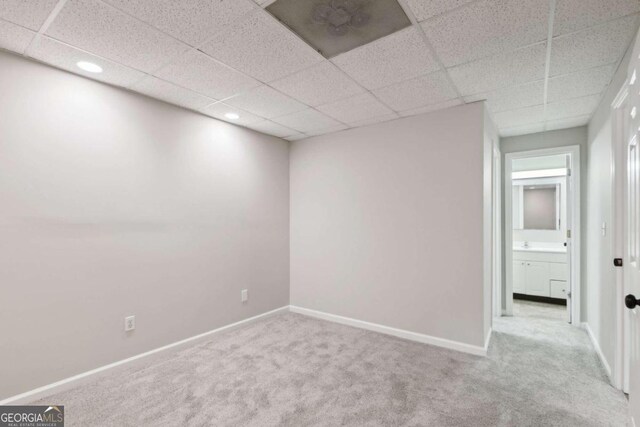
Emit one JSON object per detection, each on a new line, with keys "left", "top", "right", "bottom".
{"left": 626, "top": 115, "right": 640, "bottom": 425}
{"left": 525, "top": 261, "right": 549, "bottom": 296}
{"left": 626, "top": 48, "right": 640, "bottom": 424}
{"left": 565, "top": 154, "right": 573, "bottom": 323}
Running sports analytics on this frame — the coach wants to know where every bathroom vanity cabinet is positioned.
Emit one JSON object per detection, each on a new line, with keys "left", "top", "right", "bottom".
{"left": 512, "top": 250, "right": 567, "bottom": 299}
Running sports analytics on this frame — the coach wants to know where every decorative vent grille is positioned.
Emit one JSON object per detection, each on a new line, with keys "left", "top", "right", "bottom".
{"left": 267, "top": 0, "right": 411, "bottom": 58}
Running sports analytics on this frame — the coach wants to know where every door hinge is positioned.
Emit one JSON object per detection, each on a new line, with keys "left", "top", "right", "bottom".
{"left": 614, "top": 258, "right": 623, "bottom": 267}
{"left": 567, "top": 229, "right": 572, "bottom": 239}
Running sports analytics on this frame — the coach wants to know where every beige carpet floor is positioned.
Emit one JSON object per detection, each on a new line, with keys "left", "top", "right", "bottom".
{"left": 35, "top": 302, "right": 628, "bottom": 426}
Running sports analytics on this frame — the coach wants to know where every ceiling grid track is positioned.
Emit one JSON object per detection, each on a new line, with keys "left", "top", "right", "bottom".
{"left": 200, "top": 4, "right": 402, "bottom": 135}
{"left": 23, "top": 0, "right": 68, "bottom": 57}
{"left": 73, "top": 0, "right": 331, "bottom": 138}
{"left": 542, "top": 0, "right": 558, "bottom": 131}
{"left": 396, "top": 0, "right": 466, "bottom": 103}
{"left": 227, "top": 5, "right": 399, "bottom": 131}
{"left": 120, "top": 0, "right": 262, "bottom": 89}
{"left": 132, "top": 2, "right": 359, "bottom": 136}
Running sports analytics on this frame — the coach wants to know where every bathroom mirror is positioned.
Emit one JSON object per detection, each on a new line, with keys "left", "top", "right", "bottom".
{"left": 512, "top": 183, "right": 560, "bottom": 230}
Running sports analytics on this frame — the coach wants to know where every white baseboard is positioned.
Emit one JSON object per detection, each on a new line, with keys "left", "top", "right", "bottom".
{"left": 290, "top": 305, "right": 488, "bottom": 357}
{"left": 0, "top": 306, "right": 289, "bottom": 406}
{"left": 582, "top": 322, "right": 612, "bottom": 380}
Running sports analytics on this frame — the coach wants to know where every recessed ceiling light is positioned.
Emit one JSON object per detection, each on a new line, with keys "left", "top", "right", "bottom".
{"left": 225, "top": 113, "right": 240, "bottom": 120}
{"left": 76, "top": 61, "right": 103, "bottom": 73}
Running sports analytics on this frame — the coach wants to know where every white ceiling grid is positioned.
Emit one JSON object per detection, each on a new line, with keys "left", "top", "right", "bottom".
{"left": 0, "top": 0, "right": 637, "bottom": 140}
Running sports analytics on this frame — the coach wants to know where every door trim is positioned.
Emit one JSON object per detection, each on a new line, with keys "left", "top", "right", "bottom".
{"left": 493, "top": 142, "right": 503, "bottom": 319}
{"left": 504, "top": 146, "right": 581, "bottom": 326}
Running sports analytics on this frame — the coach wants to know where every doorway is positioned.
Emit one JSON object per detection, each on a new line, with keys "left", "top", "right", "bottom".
{"left": 504, "top": 146, "right": 581, "bottom": 327}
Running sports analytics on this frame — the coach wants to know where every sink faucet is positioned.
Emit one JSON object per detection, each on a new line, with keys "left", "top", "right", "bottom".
{"left": 523, "top": 241, "right": 529, "bottom": 248}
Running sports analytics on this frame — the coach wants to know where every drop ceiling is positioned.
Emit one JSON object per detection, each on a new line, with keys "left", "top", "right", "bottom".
{"left": 0, "top": 0, "right": 638, "bottom": 140}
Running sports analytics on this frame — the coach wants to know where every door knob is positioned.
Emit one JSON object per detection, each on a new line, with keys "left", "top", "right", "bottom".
{"left": 625, "top": 294, "right": 640, "bottom": 309}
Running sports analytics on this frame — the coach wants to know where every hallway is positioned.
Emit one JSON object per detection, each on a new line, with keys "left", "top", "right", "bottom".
{"left": 513, "top": 299, "right": 567, "bottom": 322}
{"left": 492, "top": 300, "right": 628, "bottom": 425}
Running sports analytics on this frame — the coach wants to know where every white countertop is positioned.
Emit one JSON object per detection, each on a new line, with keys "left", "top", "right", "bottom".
{"left": 513, "top": 246, "right": 566, "bottom": 253}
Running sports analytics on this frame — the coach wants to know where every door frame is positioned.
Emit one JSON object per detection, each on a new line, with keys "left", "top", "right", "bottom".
{"left": 493, "top": 142, "right": 503, "bottom": 319}
{"left": 612, "top": 82, "right": 630, "bottom": 392}
{"left": 504, "top": 145, "right": 581, "bottom": 326}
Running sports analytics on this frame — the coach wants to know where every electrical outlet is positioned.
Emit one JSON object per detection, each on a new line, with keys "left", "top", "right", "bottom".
{"left": 241, "top": 289, "right": 248, "bottom": 303}
{"left": 124, "top": 315, "right": 135, "bottom": 332}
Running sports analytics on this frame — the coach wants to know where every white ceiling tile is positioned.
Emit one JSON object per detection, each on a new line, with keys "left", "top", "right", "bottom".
{"left": 271, "top": 108, "right": 342, "bottom": 133}
{"left": 103, "top": 0, "right": 256, "bottom": 46}
{"left": 349, "top": 113, "right": 399, "bottom": 128}
{"left": 448, "top": 42, "right": 547, "bottom": 95}
{"left": 45, "top": 0, "right": 190, "bottom": 73}
{"left": 0, "top": 0, "right": 58, "bottom": 31}
{"left": 0, "top": 19, "right": 36, "bottom": 54}
{"left": 372, "top": 71, "right": 457, "bottom": 112}
{"left": 422, "top": 0, "right": 549, "bottom": 67}
{"left": 305, "top": 124, "right": 349, "bottom": 137}
{"left": 246, "top": 119, "right": 299, "bottom": 138}
{"left": 550, "top": 15, "right": 640, "bottom": 76}
{"left": 497, "top": 94, "right": 599, "bottom": 132}
{"left": 544, "top": 94, "right": 601, "bottom": 120}
{"left": 30, "top": 36, "right": 146, "bottom": 88}
{"left": 270, "top": 61, "right": 365, "bottom": 107}
{"left": 545, "top": 115, "right": 590, "bottom": 131}
{"left": 331, "top": 27, "right": 439, "bottom": 90}
{"left": 130, "top": 76, "right": 215, "bottom": 110}
{"left": 200, "top": 102, "right": 264, "bottom": 125}
{"left": 224, "top": 85, "right": 307, "bottom": 118}
{"left": 463, "top": 80, "right": 544, "bottom": 113}
{"left": 547, "top": 64, "right": 616, "bottom": 103}
{"left": 406, "top": 0, "right": 476, "bottom": 21}
{"left": 200, "top": 10, "right": 323, "bottom": 82}
{"left": 500, "top": 122, "right": 545, "bottom": 137}
{"left": 554, "top": 0, "right": 640, "bottom": 36}
{"left": 154, "top": 50, "right": 260, "bottom": 100}
{"left": 493, "top": 105, "right": 545, "bottom": 128}
{"left": 317, "top": 92, "right": 395, "bottom": 125}
{"left": 398, "top": 99, "right": 463, "bottom": 117}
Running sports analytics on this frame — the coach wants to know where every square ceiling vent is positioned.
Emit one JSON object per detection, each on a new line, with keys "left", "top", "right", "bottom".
{"left": 267, "top": 0, "right": 411, "bottom": 59}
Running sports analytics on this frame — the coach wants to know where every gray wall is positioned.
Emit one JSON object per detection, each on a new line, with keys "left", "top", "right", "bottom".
{"left": 500, "top": 126, "right": 589, "bottom": 317}
{"left": 290, "top": 103, "right": 491, "bottom": 348}
{"left": 0, "top": 51, "right": 290, "bottom": 400}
